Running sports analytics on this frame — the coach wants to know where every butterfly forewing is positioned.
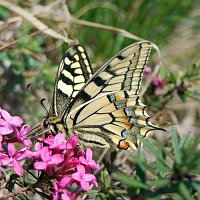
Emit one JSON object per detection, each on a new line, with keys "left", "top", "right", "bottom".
{"left": 51, "top": 45, "right": 93, "bottom": 118}
{"left": 64, "top": 41, "right": 151, "bottom": 115}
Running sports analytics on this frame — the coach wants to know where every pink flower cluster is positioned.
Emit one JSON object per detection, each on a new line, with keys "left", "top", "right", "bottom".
{"left": 28, "top": 133, "right": 99, "bottom": 200}
{"left": 0, "top": 108, "right": 99, "bottom": 200}
{"left": 0, "top": 108, "right": 31, "bottom": 176}
{"left": 144, "top": 66, "right": 167, "bottom": 95}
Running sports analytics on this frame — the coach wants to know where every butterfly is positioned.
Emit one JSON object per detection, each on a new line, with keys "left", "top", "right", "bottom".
{"left": 29, "top": 41, "right": 165, "bottom": 150}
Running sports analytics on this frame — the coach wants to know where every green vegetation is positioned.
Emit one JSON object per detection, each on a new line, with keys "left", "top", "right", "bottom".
{"left": 0, "top": 0, "right": 199, "bottom": 199}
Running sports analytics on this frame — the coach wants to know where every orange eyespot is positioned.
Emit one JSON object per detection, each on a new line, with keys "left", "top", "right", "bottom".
{"left": 118, "top": 140, "right": 130, "bottom": 150}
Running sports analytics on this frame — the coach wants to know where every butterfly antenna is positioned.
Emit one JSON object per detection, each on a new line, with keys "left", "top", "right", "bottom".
{"left": 40, "top": 98, "right": 49, "bottom": 117}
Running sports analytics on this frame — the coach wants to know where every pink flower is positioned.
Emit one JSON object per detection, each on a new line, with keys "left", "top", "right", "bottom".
{"left": 34, "top": 147, "right": 64, "bottom": 170}
{"left": 7, "top": 143, "right": 28, "bottom": 176}
{"left": 0, "top": 152, "right": 10, "bottom": 166}
{"left": 53, "top": 175, "right": 76, "bottom": 200}
{"left": 144, "top": 66, "right": 152, "bottom": 75}
{"left": 66, "top": 134, "right": 78, "bottom": 150}
{"left": 153, "top": 75, "right": 167, "bottom": 95}
{"left": 0, "top": 119, "right": 13, "bottom": 135}
{"left": 79, "top": 148, "right": 99, "bottom": 169}
{"left": 144, "top": 66, "right": 152, "bottom": 82}
{"left": 14, "top": 125, "right": 32, "bottom": 147}
{"left": 0, "top": 151, "right": 10, "bottom": 175}
{"left": 44, "top": 133, "right": 67, "bottom": 150}
{"left": 0, "top": 135, "right": 3, "bottom": 151}
{"left": 72, "top": 165, "right": 97, "bottom": 191}
{"left": 27, "top": 142, "right": 43, "bottom": 159}
{"left": 28, "top": 133, "right": 99, "bottom": 196}
{"left": 0, "top": 108, "right": 23, "bottom": 127}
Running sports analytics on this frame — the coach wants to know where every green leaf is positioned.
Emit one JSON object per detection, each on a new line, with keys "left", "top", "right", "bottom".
{"left": 148, "top": 179, "right": 170, "bottom": 188}
{"left": 169, "top": 72, "right": 177, "bottom": 84}
{"left": 140, "top": 137, "right": 171, "bottom": 170}
{"left": 133, "top": 149, "right": 147, "bottom": 181}
{"left": 85, "top": 189, "right": 100, "bottom": 196}
{"left": 0, "top": 7, "right": 10, "bottom": 18}
{"left": 181, "top": 135, "right": 192, "bottom": 150}
{"left": 23, "top": 170, "right": 29, "bottom": 184}
{"left": 100, "top": 170, "right": 111, "bottom": 189}
{"left": 112, "top": 172, "right": 150, "bottom": 190}
{"left": 112, "top": 189, "right": 127, "bottom": 195}
{"left": 185, "top": 90, "right": 200, "bottom": 101}
{"left": 192, "top": 182, "right": 200, "bottom": 192}
{"left": 184, "top": 63, "right": 200, "bottom": 80}
{"left": 178, "top": 182, "right": 194, "bottom": 200}
{"left": 172, "top": 128, "right": 182, "bottom": 165}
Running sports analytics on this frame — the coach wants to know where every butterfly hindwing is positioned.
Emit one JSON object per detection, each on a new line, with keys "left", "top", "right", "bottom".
{"left": 66, "top": 90, "right": 160, "bottom": 149}
{"left": 51, "top": 45, "right": 93, "bottom": 118}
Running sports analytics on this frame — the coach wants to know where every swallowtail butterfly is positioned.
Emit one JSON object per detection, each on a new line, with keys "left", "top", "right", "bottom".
{"left": 29, "top": 41, "right": 164, "bottom": 150}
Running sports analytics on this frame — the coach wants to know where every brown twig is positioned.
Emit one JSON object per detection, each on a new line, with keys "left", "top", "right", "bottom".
{"left": 0, "top": 186, "right": 31, "bottom": 200}
{"left": 71, "top": 17, "right": 144, "bottom": 41}
{"left": 0, "top": 0, "right": 73, "bottom": 44}
{"left": 0, "top": 29, "right": 47, "bottom": 51}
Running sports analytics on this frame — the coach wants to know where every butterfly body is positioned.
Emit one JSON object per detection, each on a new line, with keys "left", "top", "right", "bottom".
{"left": 30, "top": 41, "right": 164, "bottom": 150}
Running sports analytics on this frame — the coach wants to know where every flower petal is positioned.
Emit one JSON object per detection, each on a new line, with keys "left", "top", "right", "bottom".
{"left": 60, "top": 175, "right": 71, "bottom": 188}
{"left": 41, "top": 147, "right": 51, "bottom": 162}
{"left": 34, "top": 161, "right": 47, "bottom": 170}
{"left": 52, "top": 191, "right": 58, "bottom": 200}
{"left": 44, "top": 135, "right": 54, "bottom": 146}
{"left": 80, "top": 180, "right": 89, "bottom": 191}
{"left": 61, "top": 189, "right": 76, "bottom": 200}
{"left": 0, "top": 126, "right": 13, "bottom": 135}
{"left": 9, "top": 116, "right": 23, "bottom": 127}
{"left": 0, "top": 108, "right": 11, "bottom": 122}
{"left": 0, "top": 135, "right": 2, "bottom": 151}
{"left": 8, "top": 143, "right": 16, "bottom": 157}
{"left": 71, "top": 172, "right": 81, "bottom": 181}
{"left": 16, "top": 148, "right": 28, "bottom": 160}
{"left": 22, "top": 139, "right": 32, "bottom": 147}
{"left": 85, "top": 148, "right": 92, "bottom": 161}
{"left": 68, "top": 134, "right": 78, "bottom": 148}
{"left": 20, "top": 124, "right": 30, "bottom": 136}
{"left": 0, "top": 152, "right": 10, "bottom": 165}
{"left": 48, "top": 154, "right": 64, "bottom": 166}
{"left": 91, "top": 179, "right": 98, "bottom": 187}
{"left": 12, "top": 158, "right": 23, "bottom": 176}
{"left": 83, "top": 174, "right": 96, "bottom": 182}
{"left": 89, "top": 160, "right": 99, "bottom": 169}
{"left": 77, "top": 164, "right": 85, "bottom": 176}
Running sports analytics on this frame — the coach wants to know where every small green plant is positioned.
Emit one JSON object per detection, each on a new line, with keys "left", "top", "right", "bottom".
{"left": 88, "top": 129, "right": 200, "bottom": 199}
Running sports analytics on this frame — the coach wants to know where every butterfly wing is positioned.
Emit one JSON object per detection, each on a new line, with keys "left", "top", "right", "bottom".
{"left": 51, "top": 45, "right": 93, "bottom": 118}
{"left": 63, "top": 41, "right": 164, "bottom": 149}
{"left": 64, "top": 41, "right": 151, "bottom": 116}
{"left": 66, "top": 91, "right": 163, "bottom": 149}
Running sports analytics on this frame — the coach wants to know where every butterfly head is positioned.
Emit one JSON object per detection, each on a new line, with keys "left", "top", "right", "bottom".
{"left": 27, "top": 116, "right": 67, "bottom": 139}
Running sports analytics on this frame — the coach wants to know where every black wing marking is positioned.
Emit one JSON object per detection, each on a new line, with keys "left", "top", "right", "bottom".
{"left": 50, "top": 45, "right": 93, "bottom": 118}
{"left": 66, "top": 90, "right": 164, "bottom": 149}
{"left": 65, "top": 41, "right": 152, "bottom": 117}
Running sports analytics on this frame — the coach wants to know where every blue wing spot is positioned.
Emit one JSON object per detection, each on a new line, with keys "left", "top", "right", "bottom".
{"left": 121, "top": 130, "right": 128, "bottom": 138}
{"left": 114, "top": 103, "right": 121, "bottom": 110}
{"left": 108, "top": 94, "right": 116, "bottom": 102}
{"left": 129, "top": 116, "right": 134, "bottom": 123}
{"left": 124, "top": 108, "right": 132, "bottom": 116}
